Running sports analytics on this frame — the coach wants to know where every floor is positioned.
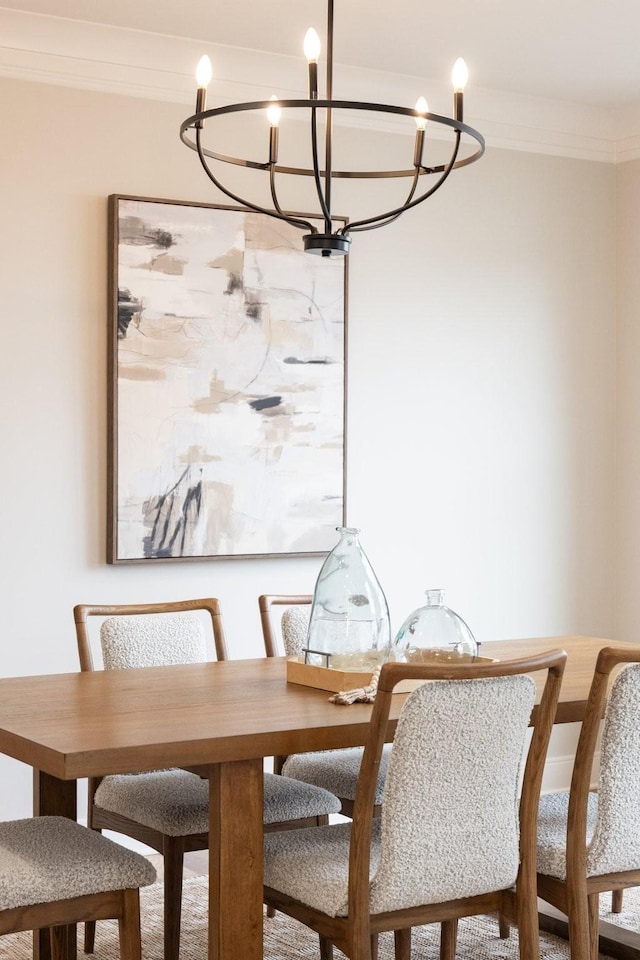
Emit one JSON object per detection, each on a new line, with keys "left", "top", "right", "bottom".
{"left": 147, "top": 851, "right": 209, "bottom": 881}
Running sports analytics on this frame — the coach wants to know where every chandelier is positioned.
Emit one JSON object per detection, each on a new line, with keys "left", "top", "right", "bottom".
{"left": 180, "top": 0, "right": 485, "bottom": 257}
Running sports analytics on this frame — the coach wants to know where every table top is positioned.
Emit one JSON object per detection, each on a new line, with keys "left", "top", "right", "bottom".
{"left": 0, "top": 634, "right": 633, "bottom": 780}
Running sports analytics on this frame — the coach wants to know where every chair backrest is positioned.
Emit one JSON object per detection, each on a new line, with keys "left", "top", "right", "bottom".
{"left": 347, "top": 650, "right": 566, "bottom": 917}
{"left": 74, "top": 599, "right": 228, "bottom": 672}
{"left": 258, "top": 594, "right": 311, "bottom": 658}
{"left": 566, "top": 647, "right": 640, "bottom": 877}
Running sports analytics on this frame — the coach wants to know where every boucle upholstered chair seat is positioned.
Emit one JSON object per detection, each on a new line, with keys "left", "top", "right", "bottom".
{"left": 282, "top": 745, "right": 391, "bottom": 808}
{"left": 0, "top": 816, "right": 155, "bottom": 960}
{"left": 536, "top": 649, "right": 640, "bottom": 960}
{"left": 259, "top": 595, "right": 389, "bottom": 817}
{"left": 537, "top": 791, "right": 598, "bottom": 880}
{"left": 264, "top": 650, "right": 566, "bottom": 960}
{"left": 95, "top": 769, "right": 340, "bottom": 835}
{"left": 74, "top": 599, "right": 341, "bottom": 960}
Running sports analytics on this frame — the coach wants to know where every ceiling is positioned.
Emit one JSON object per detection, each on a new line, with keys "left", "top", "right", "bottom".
{"left": 3, "top": 0, "right": 639, "bottom": 109}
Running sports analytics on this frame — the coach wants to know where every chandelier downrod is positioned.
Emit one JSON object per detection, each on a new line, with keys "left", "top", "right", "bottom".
{"left": 180, "top": 0, "right": 485, "bottom": 257}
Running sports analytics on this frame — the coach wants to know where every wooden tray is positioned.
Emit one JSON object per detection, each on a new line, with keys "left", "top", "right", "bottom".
{"left": 286, "top": 657, "right": 375, "bottom": 693}
{"left": 286, "top": 654, "right": 496, "bottom": 694}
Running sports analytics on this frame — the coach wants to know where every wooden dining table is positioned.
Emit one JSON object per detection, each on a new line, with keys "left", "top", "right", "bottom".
{"left": 0, "top": 633, "right": 634, "bottom": 960}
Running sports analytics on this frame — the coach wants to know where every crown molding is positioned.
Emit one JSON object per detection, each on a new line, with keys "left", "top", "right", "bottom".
{"left": 0, "top": 7, "right": 634, "bottom": 164}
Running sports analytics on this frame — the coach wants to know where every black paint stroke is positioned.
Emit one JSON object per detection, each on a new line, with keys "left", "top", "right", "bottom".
{"left": 117, "top": 287, "right": 142, "bottom": 339}
{"left": 142, "top": 467, "right": 203, "bottom": 558}
{"left": 283, "top": 356, "right": 332, "bottom": 365}
{"left": 225, "top": 272, "right": 243, "bottom": 296}
{"left": 249, "top": 396, "right": 282, "bottom": 412}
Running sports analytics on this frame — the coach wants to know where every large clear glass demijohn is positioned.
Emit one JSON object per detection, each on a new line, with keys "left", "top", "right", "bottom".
{"left": 393, "top": 588, "right": 478, "bottom": 663}
{"left": 305, "top": 527, "right": 391, "bottom": 671}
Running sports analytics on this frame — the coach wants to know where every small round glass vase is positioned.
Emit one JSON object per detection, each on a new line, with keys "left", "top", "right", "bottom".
{"left": 393, "top": 589, "right": 478, "bottom": 664}
{"left": 305, "top": 526, "right": 391, "bottom": 672}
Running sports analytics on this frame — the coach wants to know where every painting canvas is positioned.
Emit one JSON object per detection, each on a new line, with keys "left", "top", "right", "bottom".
{"left": 108, "top": 196, "right": 346, "bottom": 562}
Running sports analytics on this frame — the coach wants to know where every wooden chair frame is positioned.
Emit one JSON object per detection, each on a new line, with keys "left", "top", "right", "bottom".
{"left": 259, "top": 594, "right": 312, "bottom": 774}
{"left": 75, "top": 597, "right": 333, "bottom": 960}
{"left": 259, "top": 593, "right": 312, "bottom": 660}
{"left": 537, "top": 646, "right": 640, "bottom": 960}
{"left": 264, "top": 649, "right": 567, "bottom": 960}
{"left": 0, "top": 886, "right": 142, "bottom": 960}
{"left": 75, "top": 598, "right": 228, "bottom": 960}
{"left": 259, "top": 593, "right": 381, "bottom": 819}
{"left": 74, "top": 597, "right": 229, "bottom": 672}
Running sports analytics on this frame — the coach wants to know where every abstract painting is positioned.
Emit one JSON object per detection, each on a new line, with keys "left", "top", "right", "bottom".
{"left": 108, "top": 196, "right": 346, "bottom": 562}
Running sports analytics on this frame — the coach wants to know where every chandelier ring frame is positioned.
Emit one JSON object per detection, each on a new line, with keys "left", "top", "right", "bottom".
{"left": 180, "top": 99, "right": 485, "bottom": 180}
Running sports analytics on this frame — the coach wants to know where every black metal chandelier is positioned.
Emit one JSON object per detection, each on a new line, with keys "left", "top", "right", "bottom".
{"left": 180, "top": 0, "right": 485, "bottom": 257}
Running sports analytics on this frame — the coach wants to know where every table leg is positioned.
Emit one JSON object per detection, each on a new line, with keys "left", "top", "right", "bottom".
{"left": 208, "top": 759, "right": 264, "bottom": 960}
{"left": 32, "top": 770, "right": 77, "bottom": 960}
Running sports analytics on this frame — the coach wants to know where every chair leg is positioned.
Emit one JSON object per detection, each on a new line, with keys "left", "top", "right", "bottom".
{"left": 84, "top": 826, "right": 103, "bottom": 953}
{"left": 498, "top": 913, "right": 510, "bottom": 938}
{"left": 119, "top": 888, "right": 143, "bottom": 960}
{"left": 319, "top": 935, "right": 334, "bottom": 960}
{"left": 163, "top": 836, "right": 186, "bottom": 960}
{"left": 566, "top": 881, "right": 591, "bottom": 960}
{"left": 394, "top": 927, "right": 411, "bottom": 960}
{"left": 440, "top": 919, "right": 458, "bottom": 960}
{"left": 516, "top": 883, "right": 541, "bottom": 960}
{"left": 588, "top": 892, "right": 600, "bottom": 960}
{"left": 612, "top": 888, "right": 624, "bottom": 913}
{"left": 50, "top": 925, "right": 76, "bottom": 960}
{"left": 370, "top": 932, "right": 379, "bottom": 960}
{"left": 84, "top": 917, "right": 96, "bottom": 954}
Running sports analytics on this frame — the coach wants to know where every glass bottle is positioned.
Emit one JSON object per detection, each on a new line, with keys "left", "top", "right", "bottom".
{"left": 393, "top": 588, "right": 478, "bottom": 663}
{"left": 305, "top": 526, "right": 391, "bottom": 671}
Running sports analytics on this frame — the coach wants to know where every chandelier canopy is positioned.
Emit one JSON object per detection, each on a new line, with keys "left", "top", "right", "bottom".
{"left": 180, "top": 0, "right": 485, "bottom": 257}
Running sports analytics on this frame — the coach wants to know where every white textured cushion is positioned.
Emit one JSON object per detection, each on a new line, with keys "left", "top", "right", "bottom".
{"left": 537, "top": 791, "right": 598, "bottom": 879}
{"left": 265, "top": 819, "right": 380, "bottom": 917}
{"left": 100, "top": 613, "right": 208, "bottom": 669}
{"left": 537, "top": 664, "right": 640, "bottom": 879}
{"left": 282, "top": 745, "right": 392, "bottom": 804}
{"left": 588, "top": 664, "right": 640, "bottom": 874}
{"left": 266, "top": 674, "right": 535, "bottom": 917}
{"left": 281, "top": 607, "right": 310, "bottom": 657}
{"left": 0, "top": 817, "right": 156, "bottom": 910}
{"left": 95, "top": 769, "right": 340, "bottom": 836}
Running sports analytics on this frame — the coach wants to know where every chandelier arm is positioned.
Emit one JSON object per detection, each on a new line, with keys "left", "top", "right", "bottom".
{"left": 269, "top": 165, "right": 285, "bottom": 217}
{"left": 340, "top": 131, "right": 462, "bottom": 235}
{"left": 348, "top": 166, "right": 421, "bottom": 233}
{"left": 195, "top": 128, "right": 316, "bottom": 234}
{"left": 310, "top": 107, "right": 332, "bottom": 231}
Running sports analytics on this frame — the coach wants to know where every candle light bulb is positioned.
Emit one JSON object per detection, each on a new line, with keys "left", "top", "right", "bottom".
{"left": 414, "top": 96, "right": 428, "bottom": 131}
{"left": 304, "top": 28, "right": 321, "bottom": 63}
{"left": 196, "top": 55, "right": 212, "bottom": 89}
{"left": 266, "top": 95, "right": 281, "bottom": 127}
{"left": 451, "top": 57, "right": 468, "bottom": 92}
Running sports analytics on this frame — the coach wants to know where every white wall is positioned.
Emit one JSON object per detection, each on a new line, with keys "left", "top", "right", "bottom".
{"left": 616, "top": 159, "right": 640, "bottom": 643}
{"left": 0, "top": 75, "right": 616, "bottom": 818}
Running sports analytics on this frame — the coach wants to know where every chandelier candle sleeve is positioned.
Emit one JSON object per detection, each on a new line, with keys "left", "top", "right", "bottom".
{"left": 180, "top": 0, "right": 484, "bottom": 257}
{"left": 195, "top": 55, "right": 212, "bottom": 127}
{"left": 304, "top": 27, "right": 321, "bottom": 99}
{"left": 413, "top": 96, "right": 428, "bottom": 166}
{"left": 267, "top": 95, "right": 281, "bottom": 164}
{"left": 452, "top": 57, "right": 468, "bottom": 122}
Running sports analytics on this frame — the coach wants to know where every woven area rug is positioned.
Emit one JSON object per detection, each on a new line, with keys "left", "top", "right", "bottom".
{"left": 0, "top": 876, "right": 635, "bottom": 958}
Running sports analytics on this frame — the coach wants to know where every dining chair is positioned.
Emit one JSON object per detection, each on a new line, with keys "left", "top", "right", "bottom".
{"left": 74, "top": 598, "right": 341, "bottom": 960}
{"left": 0, "top": 815, "right": 155, "bottom": 959}
{"left": 263, "top": 648, "right": 566, "bottom": 960}
{"left": 537, "top": 645, "right": 640, "bottom": 960}
{"left": 259, "top": 594, "right": 392, "bottom": 818}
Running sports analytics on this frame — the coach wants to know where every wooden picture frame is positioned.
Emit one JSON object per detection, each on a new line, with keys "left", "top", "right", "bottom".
{"left": 108, "top": 195, "right": 347, "bottom": 563}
